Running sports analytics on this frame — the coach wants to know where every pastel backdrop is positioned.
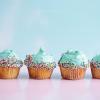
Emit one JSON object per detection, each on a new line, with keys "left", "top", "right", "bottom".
{"left": 0, "top": 0, "right": 100, "bottom": 61}
{"left": 0, "top": 1, "right": 100, "bottom": 100}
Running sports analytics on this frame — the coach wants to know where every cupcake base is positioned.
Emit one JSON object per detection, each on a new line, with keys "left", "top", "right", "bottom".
{"left": 28, "top": 67, "right": 54, "bottom": 79}
{"left": 0, "top": 67, "right": 20, "bottom": 79}
{"left": 59, "top": 65, "right": 86, "bottom": 80}
{"left": 91, "top": 67, "right": 100, "bottom": 79}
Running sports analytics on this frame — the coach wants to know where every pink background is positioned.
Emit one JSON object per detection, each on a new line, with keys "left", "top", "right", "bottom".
{"left": 0, "top": 66, "right": 100, "bottom": 100}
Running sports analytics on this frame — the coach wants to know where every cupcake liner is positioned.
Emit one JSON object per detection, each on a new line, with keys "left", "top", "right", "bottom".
{"left": 90, "top": 63, "right": 100, "bottom": 79}
{"left": 91, "top": 67, "right": 100, "bottom": 79}
{"left": 28, "top": 67, "right": 54, "bottom": 79}
{"left": 0, "top": 67, "right": 20, "bottom": 79}
{"left": 59, "top": 64, "right": 86, "bottom": 80}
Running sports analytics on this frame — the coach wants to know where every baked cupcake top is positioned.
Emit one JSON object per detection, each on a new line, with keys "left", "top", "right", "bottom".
{"left": 91, "top": 55, "right": 100, "bottom": 68}
{"left": 58, "top": 50, "right": 88, "bottom": 68}
{"left": 0, "top": 50, "right": 23, "bottom": 67}
{"left": 24, "top": 48, "right": 56, "bottom": 68}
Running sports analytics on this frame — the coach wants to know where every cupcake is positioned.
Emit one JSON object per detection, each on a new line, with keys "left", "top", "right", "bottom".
{"left": 24, "top": 48, "right": 56, "bottom": 79}
{"left": 58, "top": 50, "right": 88, "bottom": 80}
{"left": 0, "top": 50, "right": 23, "bottom": 79}
{"left": 90, "top": 55, "right": 100, "bottom": 79}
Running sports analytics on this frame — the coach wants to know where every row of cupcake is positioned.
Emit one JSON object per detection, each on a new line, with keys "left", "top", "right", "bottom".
{"left": 0, "top": 49, "right": 100, "bottom": 80}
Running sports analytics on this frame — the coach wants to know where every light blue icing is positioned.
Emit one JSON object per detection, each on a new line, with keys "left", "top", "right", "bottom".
{"left": 59, "top": 50, "right": 88, "bottom": 67}
{"left": 91, "top": 55, "right": 100, "bottom": 63}
{"left": 0, "top": 50, "right": 19, "bottom": 60}
{"left": 32, "top": 48, "right": 54, "bottom": 64}
{"left": 0, "top": 50, "right": 23, "bottom": 67}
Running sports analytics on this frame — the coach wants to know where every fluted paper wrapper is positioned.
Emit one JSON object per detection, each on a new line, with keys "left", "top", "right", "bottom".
{"left": 28, "top": 67, "right": 54, "bottom": 79}
{"left": 90, "top": 63, "right": 100, "bottom": 79}
{"left": 59, "top": 65, "right": 86, "bottom": 80}
{"left": 0, "top": 67, "right": 20, "bottom": 79}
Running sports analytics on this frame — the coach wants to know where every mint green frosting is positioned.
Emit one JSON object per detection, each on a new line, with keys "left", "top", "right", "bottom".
{"left": 91, "top": 55, "right": 100, "bottom": 63}
{"left": 32, "top": 48, "right": 54, "bottom": 64}
{"left": 59, "top": 50, "right": 88, "bottom": 67}
{"left": 0, "top": 50, "right": 19, "bottom": 60}
{"left": 0, "top": 50, "right": 23, "bottom": 67}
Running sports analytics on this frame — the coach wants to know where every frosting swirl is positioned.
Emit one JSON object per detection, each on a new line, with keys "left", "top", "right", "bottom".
{"left": 24, "top": 48, "right": 56, "bottom": 68}
{"left": 59, "top": 50, "right": 88, "bottom": 68}
{"left": 91, "top": 55, "right": 100, "bottom": 68}
{"left": 0, "top": 50, "right": 23, "bottom": 67}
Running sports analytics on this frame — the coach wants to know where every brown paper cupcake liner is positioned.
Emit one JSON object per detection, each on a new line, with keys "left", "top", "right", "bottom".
{"left": 28, "top": 67, "right": 54, "bottom": 79}
{"left": 0, "top": 67, "right": 20, "bottom": 79}
{"left": 91, "top": 67, "right": 100, "bottom": 79}
{"left": 59, "top": 65, "right": 86, "bottom": 80}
